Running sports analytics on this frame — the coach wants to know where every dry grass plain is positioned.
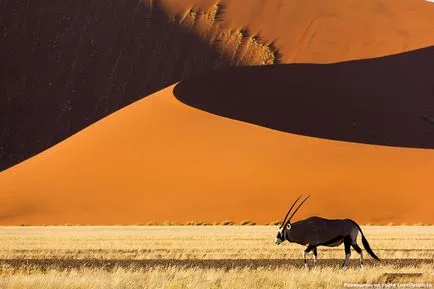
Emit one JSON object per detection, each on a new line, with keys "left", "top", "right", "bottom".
{"left": 0, "top": 226, "right": 432, "bottom": 288}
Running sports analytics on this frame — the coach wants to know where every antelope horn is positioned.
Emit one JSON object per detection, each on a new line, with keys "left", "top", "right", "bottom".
{"left": 280, "top": 195, "right": 302, "bottom": 228}
{"left": 285, "top": 195, "right": 310, "bottom": 227}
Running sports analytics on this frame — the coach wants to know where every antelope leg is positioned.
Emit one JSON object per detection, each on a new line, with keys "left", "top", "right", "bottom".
{"left": 313, "top": 247, "right": 318, "bottom": 267}
{"left": 341, "top": 237, "right": 352, "bottom": 268}
{"left": 304, "top": 245, "right": 315, "bottom": 268}
{"left": 352, "top": 243, "right": 364, "bottom": 268}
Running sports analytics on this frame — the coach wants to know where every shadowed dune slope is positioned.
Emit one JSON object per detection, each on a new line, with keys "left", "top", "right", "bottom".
{"left": 0, "top": 85, "right": 433, "bottom": 225}
{"left": 174, "top": 46, "right": 434, "bottom": 149}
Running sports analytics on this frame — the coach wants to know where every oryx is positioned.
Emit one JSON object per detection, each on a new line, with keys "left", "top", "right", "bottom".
{"left": 275, "top": 195, "right": 380, "bottom": 268}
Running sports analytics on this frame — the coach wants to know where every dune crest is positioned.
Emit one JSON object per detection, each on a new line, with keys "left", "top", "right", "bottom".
{"left": 161, "top": 0, "right": 434, "bottom": 63}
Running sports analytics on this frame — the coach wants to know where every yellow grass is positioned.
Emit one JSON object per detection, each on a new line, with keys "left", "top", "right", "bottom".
{"left": 0, "top": 226, "right": 432, "bottom": 288}
{"left": 1, "top": 226, "right": 432, "bottom": 260}
{"left": 0, "top": 265, "right": 433, "bottom": 289}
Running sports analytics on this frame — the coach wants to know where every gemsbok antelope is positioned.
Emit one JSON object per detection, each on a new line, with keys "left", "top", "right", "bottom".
{"left": 275, "top": 195, "right": 380, "bottom": 268}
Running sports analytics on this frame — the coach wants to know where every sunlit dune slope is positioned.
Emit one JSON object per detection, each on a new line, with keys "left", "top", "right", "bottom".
{"left": 1, "top": 84, "right": 433, "bottom": 225}
{"left": 161, "top": 0, "right": 434, "bottom": 63}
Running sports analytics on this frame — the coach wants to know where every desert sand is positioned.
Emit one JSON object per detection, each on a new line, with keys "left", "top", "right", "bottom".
{"left": 1, "top": 82, "right": 433, "bottom": 225}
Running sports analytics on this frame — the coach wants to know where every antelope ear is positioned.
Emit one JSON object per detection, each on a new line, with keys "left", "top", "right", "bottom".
{"left": 286, "top": 223, "right": 292, "bottom": 230}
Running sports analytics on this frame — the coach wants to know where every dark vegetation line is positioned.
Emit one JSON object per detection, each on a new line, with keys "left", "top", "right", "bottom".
{"left": 0, "top": 258, "right": 429, "bottom": 270}
{"left": 13, "top": 221, "right": 432, "bottom": 226}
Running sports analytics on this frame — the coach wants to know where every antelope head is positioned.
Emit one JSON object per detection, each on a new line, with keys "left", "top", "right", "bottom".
{"left": 275, "top": 195, "right": 310, "bottom": 245}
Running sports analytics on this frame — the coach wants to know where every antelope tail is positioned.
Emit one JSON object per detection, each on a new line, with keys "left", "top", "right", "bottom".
{"left": 351, "top": 220, "right": 380, "bottom": 261}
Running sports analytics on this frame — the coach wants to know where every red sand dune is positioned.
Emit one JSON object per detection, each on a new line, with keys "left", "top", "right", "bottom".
{"left": 1, "top": 0, "right": 434, "bottom": 225}
{"left": 0, "top": 83, "right": 433, "bottom": 225}
{"left": 3, "top": 0, "right": 434, "bottom": 170}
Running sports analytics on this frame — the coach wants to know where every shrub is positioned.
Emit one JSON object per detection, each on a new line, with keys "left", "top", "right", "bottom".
{"left": 240, "top": 220, "right": 256, "bottom": 226}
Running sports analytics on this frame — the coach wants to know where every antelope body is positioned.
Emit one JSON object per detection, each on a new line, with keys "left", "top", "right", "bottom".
{"left": 275, "top": 196, "right": 380, "bottom": 268}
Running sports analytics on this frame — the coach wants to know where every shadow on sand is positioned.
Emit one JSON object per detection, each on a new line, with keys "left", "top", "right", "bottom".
{"left": 174, "top": 46, "right": 434, "bottom": 149}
